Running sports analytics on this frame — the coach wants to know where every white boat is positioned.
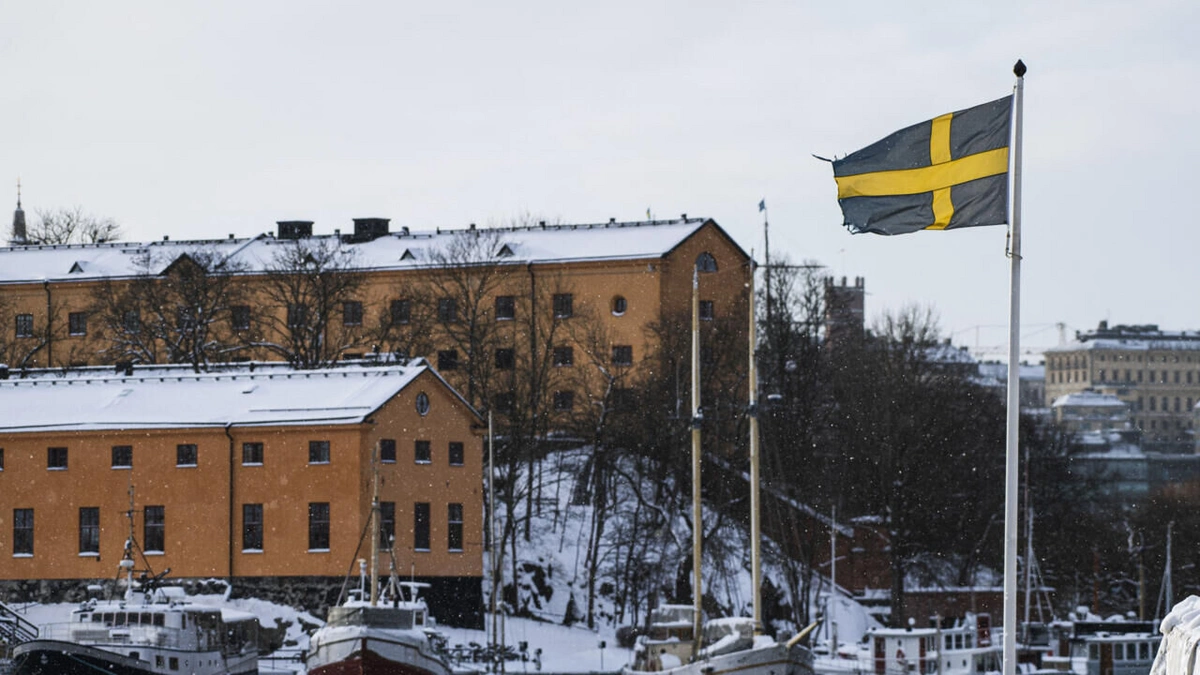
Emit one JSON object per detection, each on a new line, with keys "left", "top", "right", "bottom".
{"left": 10, "top": 491, "right": 260, "bottom": 675}
{"left": 623, "top": 265, "right": 815, "bottom": 675}
{"left": 306, "top": 564, "right": 454, "bottom": 675}
{"left": 863, "top": 614, "right": 1000, "bottom": 675}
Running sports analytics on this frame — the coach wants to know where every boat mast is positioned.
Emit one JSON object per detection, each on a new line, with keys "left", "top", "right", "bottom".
{"left": 748, "top": 259, "right": 762, "bottom": 635}
{"left": 691, "top": 266, "right": 704, "bottom": 659}
{"left": 370, "top": 441, "right": 380, "bottom": 606}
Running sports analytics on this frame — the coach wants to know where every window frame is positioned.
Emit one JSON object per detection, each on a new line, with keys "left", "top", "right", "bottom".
{"left": 111, "top": 445, "right": 133, "bottom": 469}
{"left": 612, "top": 345, "right": 633, "bottom": 366}
{"left": 48, "top": 447, "right": 68, "bottom": 470}
{"left": 79, "top": 507, "right": 100, "bottom": 556}
{"left": 13, "top": 508, "right": 33, "bottom": 556}
{"left": 553, "top": 390, "right": 575, "bottom": 411}
{"left": 143, "top": 506, "right": 165, "bottom": 553}
{"left": 287, "top": 304, "right": 308, "bottom": 329}
{"left": 308, "top": 440, "right": 331, "bottom": 464}
{"left": 553, "top": 346, "right": 574, "bottom": 367}
{"left": 448, "top": 503, "right": 464, "bottom": 552}
{"left": 379, "top": 438, "right": 397, "bottom": 463}
{"left": 448, "top": 442, "right": 465, "bottom": 467}
{"left": 414, "top": 440, "right": 432, "bottom": 464}
{"left": 15, "top": 313, "right": 33, "bottom": 338}
{"left": 495, "top": 347, "right": 515, "bottom": 370}
{"left": 230, "top": 305, "right": 251, "bottom": 331}
{"left": 495, "top": 295, "right": 516, "bottom": 321}
{"left": 379, "top": 501, "right": 396, "bottom": 550}
{"left": 242, "top": 504, "right": 264, "bottom": 552}
{"left": 242, "top": 442, "right": 264, "bottom": 466}
{"left": 699, "top": 300, "right": 714, "bottom": 321}
{"left": 437, "top": 297, "right": 458, "bottom": 323}
{"left": 552, "top": 293, "right": 574, "bottom": 319}
{"left": 390, "top": 299, "right": 411, "bottom": 325}
{"left": 68, "top": 311, "right": 88, "bottom": 336}
{"left": 176, "top": 444, "right": 198, "bottom": 467}
{"left": 308, "top": 502, "right": 330, "bottom": 551}
{"left": 413, "top": 502, "right": 431, "bottom": 551}
{"left": 437, "top": 350, "right": 459, "bottom": 371}
{"left": 342, "top": 300, "right": 364, "bottom": 327}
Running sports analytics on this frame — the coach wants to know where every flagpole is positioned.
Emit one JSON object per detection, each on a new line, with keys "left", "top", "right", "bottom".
{"left": 1002, "top": 58, "right": 1026, "bottom": 675}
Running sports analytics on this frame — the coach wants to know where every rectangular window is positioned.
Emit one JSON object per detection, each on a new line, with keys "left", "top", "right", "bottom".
{"left": 438, "top": 297, "right": 458, "bottom": 323}
{"left": 437, "top": 350, "right": 458, "bottom": 371}
{"left": 448, "top": 503, "right": 463, "bottom": 552}
{"left": 448, "top": 442, "right": 464, "bottom": 467}
{"left": 493, "top": 391, "right": 515, "bottom": 413}
{"left": 0, "top": 447, "right": 4, "bottom": 470}
{"left": 79, "top": 507, "right": 99, "bottom": 555}
{"left": 68, "top": 311, "right": 87, "bottom": 336}
{"left": 495, "top": 295, "right": 515, "bottom": 320}
{"left": 414, "top": 440, "right": 432, "bottom": 464}
{"left": 143, "top": 506, "right": 164, "bottom": 553}
{"left": 1176, "top": 371, "right": 1181, "bottom": 384}
{"left": 1150, "top": 397, "right": 1157, "bottom": 411}
{"left": 15, "top": 314, "right": 33, "bottom": 338}
{"left": 48, "top": 447, "right": 68, "bottom": 470}
{"left": 287, "top": 304, "right": 308, "bottom": 329}
{"left": 553, "top": 346, "right": 574, "bottom": 367}
{"left": 553, "top": 293, "right": 573, "bottom": 318}
{"left": 309, "top": 440, "right": 330, "bottom": 464}
{"left": 612, "top": 345, "right": 633, "bottom": 366}
{"left": 242, "top": 442, "right": 263, "bottom": 465}
{"left": 175, "top": 308, "right": 196, "bottom": 330}
{"left": 380, "top": 438, "right": 396, "bottom": 463}
{"left": 111, "top": 445, "right": 132, "bottom": 469}
{"left": 699, "top": 300, "right": 714, "bottom": 321}
{"left": 123, "top": 310, "right": 140, "bottom": 333}
{"left": 1138, "top": 396, "right": 1144, "bottom": 411}
{"left": 612, "top": 388, "right": 636, "bottom": 412}
{"left": 414, "top": 502, "right": 431, "bottom": 551}
{"left": 13, "top": 509, "right": 33, "bottom": 555}
{"left": 343, "top": 301, "right": 363, "bottom": 326}
{"left": 379, "top": 501, "right": 395, "bottom": 550}
{"left": 243, "top": 504, "right": 263, "bottom": 551}
{"left": 390, "top": 299, "right": 411, "bottom": 325}
{"left": 554, "top": 390, "right": 575, "bottom": 411}
{"left": 231, "top": 305, "right": 251, "bottom": 331}
{"left": 176, "top": 444, "right": 197, "bottom": 467}
{"left": 1098, "top": 369, "right": 1105, "bottom": 382}
{"left": 308, "top": 502, "right": 330, "bottom": 550}
{"left": 495, "top": 348, "right": 515, "bottom": 370}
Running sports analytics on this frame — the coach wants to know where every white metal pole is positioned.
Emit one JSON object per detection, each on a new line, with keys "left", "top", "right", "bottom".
{"left": 691, "top": 266, "right": 704, "bottom": 658}
{"left": 1002, "top": 59, "right": 1026, "bottom": 675}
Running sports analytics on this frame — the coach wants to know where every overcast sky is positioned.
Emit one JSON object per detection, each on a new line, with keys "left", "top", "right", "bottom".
{"left": 3, "top": 1, "right": 1196, "bottom": 361}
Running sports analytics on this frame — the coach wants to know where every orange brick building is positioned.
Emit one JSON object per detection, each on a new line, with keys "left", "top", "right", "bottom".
{"left": 0, "top": 361, "right": 486, "bottom": 624}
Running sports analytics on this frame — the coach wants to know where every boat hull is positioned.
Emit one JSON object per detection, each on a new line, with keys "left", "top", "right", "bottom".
{"left": 10, "top": 639, "right": 257, "bottom": 675}
{"left": 307, "top": 631, "right": 452, "bottom": 675}
{"left": 625, "top": 642, "right": 812, "bottom": 675}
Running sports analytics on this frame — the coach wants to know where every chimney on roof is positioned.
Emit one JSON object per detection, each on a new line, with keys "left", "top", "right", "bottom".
{"left": 352, "top": 217, "right": 390, "bottom": 241}
{"left": 228, "top": 233, "right": 234, "bottom": 240}
{"left": 163, "top": 235, "right": 169, "bottom": 241}
{"left": 609, "top": 217, "right": 616, "bottom": 223}
{"left": 400, "top": 226, "right": 410, "bottom": 236}
{"left": 681, "top": 213, "right": 687, "bottom": 220}
{"left": 469, "top": 223, "right": 476, "bottom": 230}
{"left": 277, "top": 220, "right": 314, "bottom": 240}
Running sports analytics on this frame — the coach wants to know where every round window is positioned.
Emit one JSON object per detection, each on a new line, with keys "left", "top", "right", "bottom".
{"left": 611, "top": 295, "right": 627, "bottom": 316}
{"left": 415, "top": 392, "right": 430, "bottom": 416}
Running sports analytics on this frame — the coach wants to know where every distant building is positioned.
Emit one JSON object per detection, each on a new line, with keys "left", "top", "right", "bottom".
{"left": 977, "top": 361, "right": 1046, "bottom": 411}
{"left": 1044, "top": 321, "right": 1200, "bottom": 453}
{"left": 824, "top": 276, "right": 865, "bottom": 348}
{"left": 1051, "top": 390, "right": 1131, "bottom": 435}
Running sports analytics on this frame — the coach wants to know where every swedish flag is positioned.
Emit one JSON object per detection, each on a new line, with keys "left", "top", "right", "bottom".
{"left": 833, "top": 95, "right": 1013, "bottom": 235}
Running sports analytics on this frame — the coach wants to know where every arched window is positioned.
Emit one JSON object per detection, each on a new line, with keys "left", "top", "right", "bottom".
{"left": 695, "top": 252, "right": 717, "bottom": 272}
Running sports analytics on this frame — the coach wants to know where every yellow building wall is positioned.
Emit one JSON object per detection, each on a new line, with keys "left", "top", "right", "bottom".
{"left": 0, "top": 370, "right": 483, "bottom": 582}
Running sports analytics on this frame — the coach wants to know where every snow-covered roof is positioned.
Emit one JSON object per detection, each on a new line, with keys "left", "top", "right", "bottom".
{"left": 1051, "top": 391, "right": 1129, "bottom": 408}
{"left": 1046, "top": 338, "right": 1200, "bottom": 353}
{"left": 0, "top": 217, "right": 733, "bottom": 284}
{"left": 0, "top": 361, "right": 461, "bottom": 433}
{"left": 976, "top": 362, "right": 1045, "bottom": 380}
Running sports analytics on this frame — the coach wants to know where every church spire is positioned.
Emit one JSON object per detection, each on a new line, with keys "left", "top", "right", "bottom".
{"left": 11, "top": 178, "right": 27, "bottom": 245}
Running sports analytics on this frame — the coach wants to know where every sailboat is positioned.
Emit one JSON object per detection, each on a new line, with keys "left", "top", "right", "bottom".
{"left": 624, "top": 265, "right": 815, "bottom": 675}
{"left": 305, "top": 448, "right": 455, "bottom": 675}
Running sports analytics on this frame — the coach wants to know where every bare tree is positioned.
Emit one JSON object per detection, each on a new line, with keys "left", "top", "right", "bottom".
{"left": 27, "top": 207, "right": 122, "bottom": 245}
{"left": 255, "top": 238, "right": 367, "bottom": 369}
{"left": 91, "top": 248, "right": 249, "bottom": 371}
{"left": 0, "top": 293, "right": 74, "bottom": 370}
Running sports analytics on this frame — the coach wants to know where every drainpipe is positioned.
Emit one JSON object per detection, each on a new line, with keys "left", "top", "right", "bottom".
{"left": 225, "top": 423, "right": 235, "bottom": 581}
{"left": 43, "top": 280, "right": 53, "bottom": 367}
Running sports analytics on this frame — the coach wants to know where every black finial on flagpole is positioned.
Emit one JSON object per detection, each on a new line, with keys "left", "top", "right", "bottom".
{"left": 1013, "top": 59, "right": 1027, "bottom": 77}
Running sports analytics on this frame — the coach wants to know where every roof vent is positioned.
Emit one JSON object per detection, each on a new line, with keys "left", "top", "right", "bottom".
{"left": 681, "top": 213, "right": 687, "bottom": 220}
{"left": 277, "top": 221, "right": 314, "bottom": 240}
{"left": 609, "top": 217, "right": 616, "bottom": 223}
{"left": 352, "top": 218, "right": 390, "bottom": 242}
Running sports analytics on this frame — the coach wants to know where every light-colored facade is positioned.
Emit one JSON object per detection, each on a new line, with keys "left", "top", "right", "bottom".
{"left": 1044, "top": 322, "right": 1200, "bottom": 453}
{"left": 1051, "top": 390, "right": 1131, "bottom": 434}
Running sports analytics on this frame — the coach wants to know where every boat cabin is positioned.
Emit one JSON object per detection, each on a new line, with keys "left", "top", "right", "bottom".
{"left": 1083, "top": 634, "right": 1159, "bottom": 675}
